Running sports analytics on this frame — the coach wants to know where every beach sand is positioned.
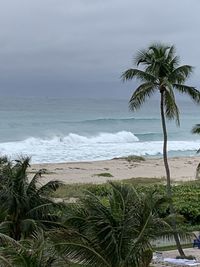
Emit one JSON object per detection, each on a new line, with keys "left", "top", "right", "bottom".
{"left": 29, "top": 156, "right": 200, "bottom": 184}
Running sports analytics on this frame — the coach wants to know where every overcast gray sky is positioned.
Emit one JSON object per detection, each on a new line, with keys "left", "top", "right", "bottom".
{"left": 0, "top": 0, "right": 199, "bottom": 98}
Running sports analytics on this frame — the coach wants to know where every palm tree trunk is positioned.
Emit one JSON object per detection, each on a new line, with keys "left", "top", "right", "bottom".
{"left": 12, "top": 222, "right": 21, "bottom": 241}
{"left": 160, "top": 90, "right": 185, "bottom": 257}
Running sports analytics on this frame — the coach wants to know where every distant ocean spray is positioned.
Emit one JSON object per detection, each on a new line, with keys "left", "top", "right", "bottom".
{"left": 0, "top": 97, "right": 199, "bottom": 163}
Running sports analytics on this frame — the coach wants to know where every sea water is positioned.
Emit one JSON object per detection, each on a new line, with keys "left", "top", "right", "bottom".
{"left": 0, "top": 96, "right": 199, "bottom": 163}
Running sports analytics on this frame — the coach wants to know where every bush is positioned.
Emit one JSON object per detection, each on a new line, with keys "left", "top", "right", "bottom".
{"left": 124, "top": 155, "right": 145, "bottom": 162}
{"left": 93, "top": 172, "right": 113, "bottom": 177}
{"left": 87, "top": 184, "right": 110, "bottom": 197}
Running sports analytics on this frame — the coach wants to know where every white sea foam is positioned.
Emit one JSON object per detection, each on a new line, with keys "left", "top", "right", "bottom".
{"left": 0, "top": 131, "right": 199, "bottom": 163}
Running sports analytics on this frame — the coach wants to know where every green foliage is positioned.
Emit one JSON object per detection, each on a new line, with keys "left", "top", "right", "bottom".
{"left": 124, "top": 155, "right": 145, "bottom": 162}
{"left": 0, "top": 230, "right": 67, "bottom": 267}
{"left": 52, "top": 177, "right": 200, "bottom": 227}
{"left": 0, "top": 157, "right": 65, "bottom": 240}
{"left": 140, "top": 249, "right": 153, "bottom": 267}
{"left": 52, "top": 178, "right": 164, "bottom": 199}
{"left": 93, "top": 172, "right": 113, "bottom": 177}
{"left": 52, "top": 183, "right": 111, "bottom": 199}
{"left": 86, "top": 183, "right": 110, "bottom": 197}
{"left": 122, "top": 43, "right": 200, "bottom": 122}
{"left": 172, "top": 183, "right": 200, "bottom": 224}
{"left": 123, "top": 177, "right": 165, "bottom": 186}
{"left": 52, "top": 182, "right": 172, "bottom": 267}
{"left": 192, "top": 124, "right": 200, "bottom": 135}
{"left": 135, "top": 182, "right": 200, "bottom": 226}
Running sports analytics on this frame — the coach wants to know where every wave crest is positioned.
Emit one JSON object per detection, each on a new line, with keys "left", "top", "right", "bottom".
{"left": 0, "top": 131, "right": 199, "bottom": 163}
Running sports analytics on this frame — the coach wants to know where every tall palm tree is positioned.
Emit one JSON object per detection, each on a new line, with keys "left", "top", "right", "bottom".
{"left": 0, "top": 157, "right": 64, "bottom": 240}
{"left": 51, "top": 182, "right": 172, "bottom": 267}
{"left": 122, "top": 43, "right": 200, "bottom": 256}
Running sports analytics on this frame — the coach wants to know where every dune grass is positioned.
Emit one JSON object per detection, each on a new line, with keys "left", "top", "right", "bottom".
{"left": 114, "top": 155, "right": 145, "bottom": 162}
{"left": 93, "top": 172, "right": 113, "bottom": 177}
{"left": 51, "top": 177, "right": 165, "bottom": 199}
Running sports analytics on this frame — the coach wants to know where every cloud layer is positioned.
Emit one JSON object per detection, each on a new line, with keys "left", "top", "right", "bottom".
{"left": 0, "top": 0, "right": 199, "bottom": 97}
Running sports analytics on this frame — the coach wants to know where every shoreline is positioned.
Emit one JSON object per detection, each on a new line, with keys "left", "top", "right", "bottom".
{"left": 29, "top": 156, "right": 200, "bottom": 184}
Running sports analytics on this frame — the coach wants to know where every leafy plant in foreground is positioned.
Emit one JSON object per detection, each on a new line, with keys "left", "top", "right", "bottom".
{"left": 0, "top": 230, "right": 66, "bottom": 267}
{"left": 52, "top": 182, "right": 172, "bottom": 267}
{"left": 0, "top": 157, "right": 64, "bottom": 240}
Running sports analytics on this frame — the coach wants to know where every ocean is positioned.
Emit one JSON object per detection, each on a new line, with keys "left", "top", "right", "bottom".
{"left": 0, "top": 96, "right": 200, "bottom": 163}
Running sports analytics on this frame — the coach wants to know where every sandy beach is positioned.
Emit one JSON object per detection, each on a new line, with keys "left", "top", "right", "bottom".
{"left": 29, "top": 156, "right": 200, "bottom": 184}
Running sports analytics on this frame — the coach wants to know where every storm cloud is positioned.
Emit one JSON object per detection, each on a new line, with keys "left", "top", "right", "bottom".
{"left": 0, "top": 0, "right": 199, "bottom": 97}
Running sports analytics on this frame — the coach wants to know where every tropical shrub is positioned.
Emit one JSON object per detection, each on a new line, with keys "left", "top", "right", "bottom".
{"left": 0, "top": 230, "right": 67, "bottom": 267}
{"left": 0, "top": 157, "right": 64, "bottom": 240}
{"left": 52, "top": 182, "right": 172, "bottom": 267}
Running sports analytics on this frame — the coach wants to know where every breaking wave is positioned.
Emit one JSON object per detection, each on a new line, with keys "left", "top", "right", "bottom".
{"left": 0, "top": 131, "right": 199, "bottom": 163}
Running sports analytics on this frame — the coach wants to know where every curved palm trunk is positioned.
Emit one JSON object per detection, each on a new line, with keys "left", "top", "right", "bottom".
{"left": 160, "top": 90, "right": 185, "bottom": 257}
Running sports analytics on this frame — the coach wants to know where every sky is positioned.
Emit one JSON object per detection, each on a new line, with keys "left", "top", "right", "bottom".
{"left": 0, "top": 0, "right": 199, "bottom": 98}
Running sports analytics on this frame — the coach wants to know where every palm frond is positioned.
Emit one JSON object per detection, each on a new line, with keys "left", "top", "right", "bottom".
{"left": 166, "top": 45, "right": 176, "bottom": 62}
{"left": 0, "top": 255, "right": 12, "bottom": 267}
{"left": 134, "top": 49, "right": 150, "bottom": 66}
{"left": 26, "top": 171, "right": 42, "bottom": 195}
{"left": 121, "top": 69, "right": 156, "bottom": 83}
{"left": 173, "top": 84, "right": 200, "bottom": 103}
{"left": 0, "top": 233, "right": 23, "bottom": 248}
{"left": 192, "top": 124, "right": 200, "bottom": 134}
{"left": 20, "top": 219, "right": 38, "bottom": 237}
{"left": 164, "top": 87, "right": 180, "bottom": 125}
{"left": 37, "top": 180, "right": 63, "bottom": 196}
{"left": 55, "top": 242, "right": 110, "bottom": 267}
{"left": 129, "top": 82, "right": 156, "bottom": 111}
{"left": 26, "top": 203, "right": 61, "bottom": 218}
{"left": 149, "top": 43, "right": 170, "bottom": 58}
{"left": 169, "top": 65, "right": 193, "bottom": 83}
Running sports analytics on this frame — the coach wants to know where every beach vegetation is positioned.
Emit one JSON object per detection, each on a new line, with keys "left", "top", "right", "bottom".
{"left": 52, "top": 178, "right": 200, "bottom": 227}
{"left": 0, "top": 230, "right": 67, "bottom": 267}
{"left": 51, "top": 182, "right": 172, "bottom": 267}
{"left": 51, "top": 177, "right": 164, "bottom": 199}
{"left": 93, "top": 172, "right": 113, "bottom": 177}
{"left": 113, "top": 155, "right": 145, "bottom": 162}
{"left": 0, "top": 157, "right": 64, "bottom": 240}
{"left": 0, "top": 160, "right": 199, "bottom": 265}
{"left": 122, "top": 42, "right": 200, "bottom": 256}
{"left": 123, "top": 155, "right": 145, "bottom": 162}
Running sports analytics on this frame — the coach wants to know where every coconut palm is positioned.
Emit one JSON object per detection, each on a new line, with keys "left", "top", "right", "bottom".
{"left": 51, "top": 182, "right": 172, "bottom": 267}
{"left": 0, "top": 230, "right": 66, "bottom": 267}
{"left": 122, "top": 43, "right": 200, "bottom": 256}
{"left": 0, "top": 157, "right": 64, "bottom": 240}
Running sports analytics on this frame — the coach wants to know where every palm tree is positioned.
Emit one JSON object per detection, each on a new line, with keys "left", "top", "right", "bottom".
{"left": 122, "top": 43, "right": 200, "bottom": 256}
{"left": 0, "top": 157, "right": 64, "bottom": 240}
{"left": 51, "top": 182, "right": 172, "bottom": 267}
{"left": 0, "top": 230, "right": 67, "bottom": 267}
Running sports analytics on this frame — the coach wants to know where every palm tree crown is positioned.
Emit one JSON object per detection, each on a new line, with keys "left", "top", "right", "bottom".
{"left": 122, "top": 43, "right": 200, "bottom": 123}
